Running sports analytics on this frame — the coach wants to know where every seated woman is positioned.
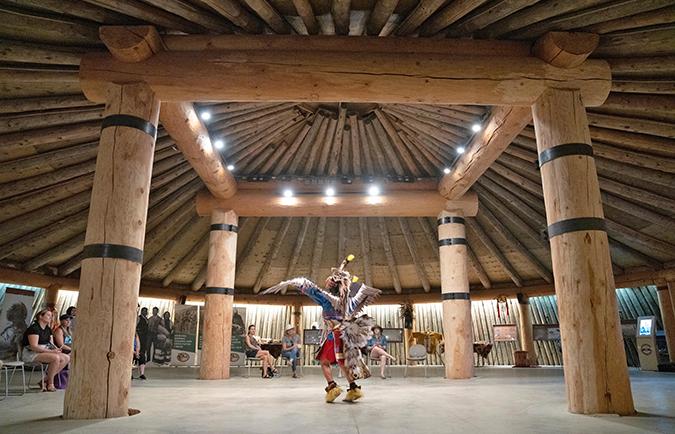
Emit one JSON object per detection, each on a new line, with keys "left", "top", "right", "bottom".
{"left": 367, "top": 325, "right": 395, "bottom": 379}
{"left": 52, "top": 314, "right": 73, "bottom": 353}
{"left": 281, "top": 325, "right": 301, "bottom": 378}
{"left": 245, "top": 325, "right": 277, "bottom": 378}
{"left": 21, "top": 309, "right": 70, "bottom": 391}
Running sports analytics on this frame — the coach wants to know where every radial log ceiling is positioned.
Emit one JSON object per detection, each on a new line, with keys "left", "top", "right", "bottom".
{"left": 0, "top": 0, "right": 673, "bottom": 297}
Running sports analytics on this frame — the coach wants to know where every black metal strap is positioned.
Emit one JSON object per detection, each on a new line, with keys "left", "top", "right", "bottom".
{"left": 438, "top": 238, "right": 467, "bottom": 247}
{"left": 82, "top": 243, "right": 143, "bottom": 264}
{"left": 203, "top": 287, "right": 235, "bottom": 295}
{"left": 537, "top": 143, "right": 593, "bottom": 169}
{"left": 437, "top": 216, "right": 465, "bottom": 226}
{"left": 442, "top": 292, "right": 470, "bottom": 301}
{"left": 547, "top": 217, "right": 606, "bottom": 239}
{"left": 210, "top": 224, "right": 239, "bottom": 233}
{"left": 101, "top": 115, "right": 157, "bottom": 138}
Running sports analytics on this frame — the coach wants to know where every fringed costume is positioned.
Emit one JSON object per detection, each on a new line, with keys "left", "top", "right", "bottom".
{"left": 262, "top": 255, "right": 381, "bottom": 402}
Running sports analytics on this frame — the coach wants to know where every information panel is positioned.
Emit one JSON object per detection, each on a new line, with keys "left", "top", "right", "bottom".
{"left": 493, "top": 324, "right": 518, "bottom": 342}
{"left": 303, "top": 329, "right": 322, "bottom": 345}
{"left": 382, "top": 328, "right": 404, "bottom": 343}
{"left": 533, "top": 324, "right": 561, "bottom": 341}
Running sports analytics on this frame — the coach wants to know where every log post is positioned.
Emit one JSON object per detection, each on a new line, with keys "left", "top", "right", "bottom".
{"left": 656, "top": 286, "right": 675, "bottom": 363}
{"left": 516, "top": 293, "right": 536, "bottom": 366}
{"left": 64, "top": 82, "right": 160, "bottom": 419}
{"left": 438, "top": 210, "right": 473, "bottom": 379}
{"left": 532, "top": 88, "right": 634, "bottom": 415}
{"left": 199, "top": 209, "right": 238, "bottom": 380}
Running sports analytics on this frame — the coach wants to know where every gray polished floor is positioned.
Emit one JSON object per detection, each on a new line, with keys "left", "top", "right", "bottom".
{"left": 1, "top": 366, "right": 673, "bottom": 433}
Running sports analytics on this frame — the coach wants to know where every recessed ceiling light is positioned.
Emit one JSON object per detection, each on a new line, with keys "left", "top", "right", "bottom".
{"left": 200, "top": 111, "right": 212, "bottom": 121}
{"left": 325, "top": 187, "right": 336, "bottom": 197}
{"left": 368, "top": 185, "right": 380, "bottom": 196}
{"left": 227, "top": 164, "right": 234, "bottom": 171}
{"left": 283, "top": 189, "right": 293, "bottom": 198}
{"left": 471, "top": 123, "right": 482, "bottom": 133}
{"left": 214, "top": 139, "right": 224, "bottom": 149}
{"left": 443, "top": 167, "right": 451, "bottom": 174}
{"left": 457, "top": 146, "right": 466, "bottom": 154}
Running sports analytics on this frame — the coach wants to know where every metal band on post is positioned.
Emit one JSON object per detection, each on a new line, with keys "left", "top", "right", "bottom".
{"left": 101, "top": 114, "right": 157, "bottom": 138}
{"left": 210, "top": 224, "right": 239, "bottom": 233}
{"left": 437, "top": 216, "right": 466, "bottom": 226}
{"left": 547, "top": 217, "right": 606, "bottom": 239}
{"left": 82, "top": 243, "right": 144, "bottom": 264}
{"left": 202, "top": 287, "right": 235, "bottom": 295}
{"left": 438, "top": 238, "right": 468, "bottom": 247}
{"left": 442, "top": 292, "right": 470, "bottom": 301}
{"left": 537, "top": 143, "right": 593, "bottom": 168}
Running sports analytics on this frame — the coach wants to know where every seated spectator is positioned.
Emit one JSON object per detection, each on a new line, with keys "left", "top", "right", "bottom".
{"left": 22, "top": 309, "right": 70, "bottom": 391}
{"left": 133, "top": 332, "right": 147, "bottom": 380}
{"left": 281, "top": 325, "right": 301, "bottom": 378}
{"left": 245, "top": 325, "right": 277, "bottom": 378}
{"left": 53, "top": 314, "right": 73, "bottom": 353}
{"left": 368, "top": 325, "right": 395, "bottom": 379}
{"left": 65, "top": 306, "right": 77, "bottom": 335}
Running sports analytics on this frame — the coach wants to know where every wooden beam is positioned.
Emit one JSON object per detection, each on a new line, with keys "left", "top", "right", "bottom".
{"left": 378, "top": 217, "right": 401, "bottom": 293}
{"left": 160, "top": 102, "right": 237, "bottom": 199}
{"left": 467, "top": 218, "right": 523, "bottom": 287}
{"left": 310, "top": 217, "right": 327, "bottom": 282}
{"left": 162, "top": 34, "right": 531, "bottom": 56}
{"left": 253, "top": 217, "right": 292, "bottom": 293}
{"left": 467, "top": 244, "right": 492, "bottom": 289}
{"left": 285, "top": 217, "right": 311, "bottom": 283}
{"left": 196, "top": 189, "right": 479, "bottom": 217}
{"left": 332, "top": 0, "right": 351, "bottom": 36}
{"left": 80, "top": 35, "right": 611, "bottom": 106}
{"left": 241, "top": 0, "right": 291, "bottom": 34}
{"left": 358, "top": 218, "right": 373, "bottom": 286}
{"left": 3, "top": 265, "right": 675, "bottom": 306}
{"left": 98, "top": 26, "right": 237, "bottom": 200}
{"left": 367, "top": 0, "right": 399, "bottom": 36}
{"left": 395, "top": 0, "right": 446, "bottom": 36}
{"left": 198, "top": 0, "right": 264, "bottom": 33}
{"left": 533, "top": 32, "right": 600, "bottom": 69}
{"left": 438, "top": 106, "right": 532, "bottom": 200}
{"left": 398, "top": 218, "right": 431, "bottom": 292}
{"left": 419, "top": 0, "right": 488, "bottom": 37}
{"left": 291, "top": 0, "right": 319, "bottom": 34}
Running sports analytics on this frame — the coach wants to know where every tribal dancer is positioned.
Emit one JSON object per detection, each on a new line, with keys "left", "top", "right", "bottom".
{"left": 262, "top": 254, "right": 380, "bottom": 403}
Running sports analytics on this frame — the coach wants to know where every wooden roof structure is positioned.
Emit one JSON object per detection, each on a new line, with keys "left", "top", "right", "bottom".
{"left": 0, "top": 0, "right": 674, "bottom": 300}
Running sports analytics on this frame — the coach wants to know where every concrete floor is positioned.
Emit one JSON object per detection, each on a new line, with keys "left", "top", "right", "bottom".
{"left": 1, "top": 366, "right": 674, "bottom": 434}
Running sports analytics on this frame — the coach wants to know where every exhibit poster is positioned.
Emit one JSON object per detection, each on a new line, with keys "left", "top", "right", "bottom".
{"left": 171, "top": 304, "right": 198, "bottom": 366}
{"left": 0, "top": 287, "right": 36, "bottom": 360}
{"left": 196, "top": 306, "right": 247, "bottom": 367}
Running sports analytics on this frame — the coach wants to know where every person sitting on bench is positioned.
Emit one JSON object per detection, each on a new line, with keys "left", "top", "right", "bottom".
{"left": 245, "top": 325, "right": 277, "bottom": 378}
{"left": 367, "top": 325, "right": 395, "bottom": 379}
{"left": 21, "top": 309, "right": 70, "bottom": 391}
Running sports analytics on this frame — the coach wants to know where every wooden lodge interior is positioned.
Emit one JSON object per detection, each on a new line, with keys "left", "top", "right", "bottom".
{"left": 0, "top": 0, "right": 674, "bottom": 432}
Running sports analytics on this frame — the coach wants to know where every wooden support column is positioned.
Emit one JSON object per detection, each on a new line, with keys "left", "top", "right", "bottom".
{"left": 656, "top": 286, "right": 675, "bottom": 363}
{"left": 532, "top": 88, "right": 634, "bottom": 415}
{"left": 199, "top": 209, "right": 238, "bottom": 380}
{"left": 43, "top": 283, "right": 61, "bottom": 308}
{"left": 516, "top": 293, "right": 536, "bottom": 366}
{"left": 438, "top": 210, "right": 473, "bottom": 379}
{"left": 64, "top": 82, "right": 160, "bottom": 419}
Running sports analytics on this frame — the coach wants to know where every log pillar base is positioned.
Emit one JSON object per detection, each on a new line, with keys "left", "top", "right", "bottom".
{"left": 516, "top": 293, "right": 536, "bottom": 366}
{"left": 532, "top": 88, "right": 634, "bottom": 415}
{"left": 438, "top": 210, "right": 473, "bottom": 379}
{"left": 199, "top": 209, "right": 238, "bottom": 380}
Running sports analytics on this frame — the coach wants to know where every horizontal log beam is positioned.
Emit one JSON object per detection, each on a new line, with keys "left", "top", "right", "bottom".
{"left": 195, "top": 188, "right": 478, "bottom": 217}
{"left": 80, "top": 36, "right": 611, "bottom": 106}
{"left": 2, "top": 265, "right": 673, "bottom": 306}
